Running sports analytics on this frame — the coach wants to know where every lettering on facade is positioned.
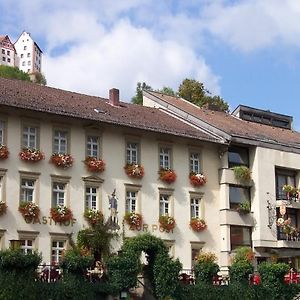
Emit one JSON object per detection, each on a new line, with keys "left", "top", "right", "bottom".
{"left": 130, "top": 224, "right": 174, "bottom": 233}
{"left": 24, "top": 216, "right": 77, "bottom": 227}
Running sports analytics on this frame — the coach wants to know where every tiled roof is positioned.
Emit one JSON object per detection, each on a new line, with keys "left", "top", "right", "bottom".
{"left": 146, "top": 91, "right": 300, "bottom": 149}
{"left": 0, "top": 77, "right": 219, "bottom": 143}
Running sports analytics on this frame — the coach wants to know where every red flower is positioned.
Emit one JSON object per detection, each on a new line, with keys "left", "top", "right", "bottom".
{"left": 0, "top": 201, "right": 7, "bottom": 216}
{"left": 189, "top": 172, "right": 207, "bottom": 187}
{"left": 159, "top": 168, "right": 177, "bottom": 184}
{"left": 50, "top": 153, "right": 73, "bottom": 168}
{"left": 190, "top": 218, "right": 207, "bottom": 232}
{"left": 124, "top": 163, "right": 144, "bottom": 179}
{"left": 19, "top": 201, "right": 40, "bottom": 222}
{"left": 84, "top": 209, "right": 104, "bottom": 226}
{"left": 19, "top": 148, "right": 45, "bottom": 162}
{"left": 124, "top": 212, "right": 143, "bottom": 230}
{"left": 159, "top": 215, "right": 176, "bottom": 231}
{"left": 51, "top": 206, "right": 73, "bottom": 223}
{"left": 0, "top": 145, "right": 9, "bottom": 160}
{"left": 84, "top": 157, "right": 105, "bottom": 173}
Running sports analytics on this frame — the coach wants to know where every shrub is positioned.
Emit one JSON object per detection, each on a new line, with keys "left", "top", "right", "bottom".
{"left": 229, "top": 260, "right": 253, "bottom": 284}
{"left": 232, "top": 166, "right": 251, "bottom": 182}
{"left": 258, "top": 262, "right": 289, "bottom": 287}
{"left": 194, "top": 252, "right": 219, "bottom": 284}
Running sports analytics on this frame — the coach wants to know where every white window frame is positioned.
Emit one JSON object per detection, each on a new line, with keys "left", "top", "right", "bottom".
{"left": 159, "top": 147, "right": 171, "bottom": 169}
{"left": 190, "top": 197, "right": 200, "bottom": 219}
{"left": 190, "top": 152, "right": 200, "bottom": 174}
{"left": 20, "top": 178, "right": 35, "bottom": 203}
{"left": 51, "top": 240, "right": 65, "bottom": 264}
{"left": 86, "top": 135, "right": 100, "bottom": 158}
{"left": 52, "top": 182, "right": 66, "bottom": 207}
{"left": 53, "top": 129, "right": 69, "bottom": 154}
{"left": 126, "top": 190, "right": 137, "bottom": 213}
{"left": 159, "top": 194, "right": 170, "bottom": 216}
{"left": 85, "top": 186, "right": 98, "bottom": 210}
{"left": 20, "top": 239, "right": 34, "bottom": 254}
{"left": 22, "top": 125, "right": 38, "bottom": 149}
{"left": 126, "top": 142, "right": 138, "bottom": 164}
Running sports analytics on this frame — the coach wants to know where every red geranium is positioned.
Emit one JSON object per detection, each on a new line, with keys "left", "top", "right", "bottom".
{"left": 19, "top": 148, "right": 45, "bottom": 162}
{"left": 189, "top": 172, "right": 207, "bottom": 187}
{"left": 124, "top": 163, "right": 144, "bottom": 179}
{"left": 190, "top": 218, "right": 207, "bottom": 232}
{"left": 159, "top": 168, "right": 177, "bottom": 184}
{"left": 159, "top": 215, "right": 176, "bottom": 231}
{"left": 51, "top": 206, "right": 73, "bottom": 223}
{"left": 84, "top": 157, "right": 105, "bottom": 173}
{"left": 0, "top": 145, "right": 9, "bottom": 160}
{"left": 50, "top": 153, "right": 73, "bottom": 168}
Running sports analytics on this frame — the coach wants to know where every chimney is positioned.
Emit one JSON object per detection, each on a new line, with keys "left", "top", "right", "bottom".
{"left": 109, "top": 88, "right": 119, "bottom": 106}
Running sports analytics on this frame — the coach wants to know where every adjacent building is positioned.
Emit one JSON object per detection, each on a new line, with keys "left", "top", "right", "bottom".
{"left": 14, "top": 31, "right": 43, "bottom": 74}
{"left": 0, "top": 35, "right": 17, "bottom": 68}
{"left": 0, "top": 77, "right": 300, "bottom": 273}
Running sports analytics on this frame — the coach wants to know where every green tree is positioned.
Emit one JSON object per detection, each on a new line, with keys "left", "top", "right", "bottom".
{"left": 156, "top": 86, "right": 176, "bottom": 96}
{"left": 131, "top": 82, "right": 152, "bottom": 105}
{"left": 178, "top": 78, "right": 229, "bottom": 112}
{"left": 32, "top": 72, "right": 47, "bottom": 85}
{"left": 0, "top": 65, "right": 30, "bottom": 81}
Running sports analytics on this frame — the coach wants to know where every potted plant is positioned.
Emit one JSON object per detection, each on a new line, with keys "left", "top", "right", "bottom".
{"left": 124, "top": 212, "right": 143, "bottom": 230}
{"left": 50, "top": 153, "right": 73, "bottom": 168}
{"left": 190, "top": 218, "right": 207, "bottom": 232}
{"left": 51, "top": 205, "right": 73, "bottom": 223}
{"left": 18, "top": 201, "right": 40, "bottom": 222}
{"left": 84, "top": 209, "right": 104, "bottom": 227}
{"left": 283, "top": 185, "right": 299, "bottom": 200}
{"left": 19, "top": 148, "right": 45, "bottom": 162}
{"left": 0, "top": 145, "right": 9, "bottom": 160}
{"left": 84, "top": 157, "right": 105, "bottom": 173}
{"left": 0, "top": 201, "right": 7, "bottom": 216}
{"left": 232, "top": 166, "right": 252, "bottom": 182}
{"left": 236, "top": 200, "right": 251, "bottom": 214}
{"left": 124, "top": 163, "right": 144, "bottom": 179}
{"left": 159, "top": 215, "right": 176, "bottom": 231}
{"left": 159, "top": 168, "right": 177, "bottom": 184}
{"left": 189, "top": 172, "right": 207, "bottom": 187}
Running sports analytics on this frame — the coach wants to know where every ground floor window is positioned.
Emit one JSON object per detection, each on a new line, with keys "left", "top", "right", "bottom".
{"left": 230, "top": 226, "right": 251, "bottom": 250}
{"left": 51, "top": 240, "right": 65, "bottom": 264}
{"left": 20, "top": 239, "right": 34, "bottom": 254}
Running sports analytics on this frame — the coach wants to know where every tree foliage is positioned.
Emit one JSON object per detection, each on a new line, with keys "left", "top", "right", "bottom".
{"left": 32, "top": 72, "right": 47, "bottom": 85}
{"left": 131, "top": 78, "right": 229, "bottom": 112}
{"left": 131, "top": 82, "right": 152, "bottom": 105}
{"left": 0, "top": 65, "right": 30, "bottom": 81}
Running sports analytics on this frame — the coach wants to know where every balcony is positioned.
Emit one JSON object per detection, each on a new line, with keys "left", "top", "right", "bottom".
{"left": 277, "top": 240, "right": 300, "bottom": 249}
{"left": 219, "top": 168, "right": 253, "bottom": 187}
{"left": 220, "top": 209, "right": 254, "bottom": 226}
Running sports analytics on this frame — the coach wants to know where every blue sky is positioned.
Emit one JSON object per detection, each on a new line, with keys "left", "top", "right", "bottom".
{"left": 1, "top": 0, "right": 300, "bottom": 129}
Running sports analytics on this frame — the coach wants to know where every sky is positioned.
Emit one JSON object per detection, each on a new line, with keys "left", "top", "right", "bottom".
{"left": 1, "top": 0, "right": 300, "bottom": 129}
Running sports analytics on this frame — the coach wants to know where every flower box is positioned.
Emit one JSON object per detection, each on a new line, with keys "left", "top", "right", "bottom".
{"left": 189, "top": 172, "right": 207, "bottom": 187}
{"left": 19, "top": 148, "right": 45, "bottom": 162}
{"left": 124, "top": 212, "right": 142, "bottom": 230}
{"left": 0, "top": 145, "right": 9, "bottom": 160}
{"left": 190, "top": 218, "right": 207, "bottom": 232}
{"left": 51, "top": 206, "right": 73, "bottom": 223}
{"left": 50, "top": 153, "right": 73, "bottom": 169}
{"left": 18, "top": 201, "right": 40, "bottom": 222}
{"left": 159, "top": 168, "right": 176, "bottom": 184}
{"left": 283, "top": 185, "right": 299, "bottom": 200}
{"left": 0, "top": 201, "right": 7, "bottom": 216}
{"left": 84, "top": 157, "right": 105, "bottom": 173}
{"left": 232, "top": 166, "right": 252, "bottom": 183}
{"left": 159, "top": 215, "right": 176, "bottom": 232}
{"left": 124, "top": 163, "right": 144, "bottom": 179}
{"left": 236, "top": 200, "right": 251, "bottom": 214}
{"left": 84, "top": 209, "right": 104, "bottom": 226}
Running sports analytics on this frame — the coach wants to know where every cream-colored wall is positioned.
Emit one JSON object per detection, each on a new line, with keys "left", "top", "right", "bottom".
{"left": 0, "top": 110, "right": 222, "bottom": 269}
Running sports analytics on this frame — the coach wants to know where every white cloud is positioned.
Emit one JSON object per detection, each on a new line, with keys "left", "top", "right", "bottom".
{"left": 44, "top": 19, "right": 220, "bottom": 101}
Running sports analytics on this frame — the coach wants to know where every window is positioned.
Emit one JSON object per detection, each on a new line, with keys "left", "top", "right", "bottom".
{"left": 190, "top": 152, "right": 200, "bottom": 173}
{"left": 20, "top": 239, "right": 34, "bottom": 254}
{"left": 21, "top": 54, "right": 24, "bottom": 58}
{"left": 159, "top": 194, "right": 170, "bottom": 216}
{"left": 51, "top": 240, "right": 65, "bottom": 263}
{"left": 52, "top": 182, "right": 66, "bottom": 207}
{"left": 230, "top": 226, "right": 251, "bottom": 250}
{"left": 22, "top": 61, "right": 25, "bottom": 66}
{"left": 126, "top": 142, "right": 138, "bottom": 164}
{"left": 86, "top": 135, "right": 99, "bottom": 158}
{"left": 7, "top": 50, "right": 10, "bottom": 56}
{"left": 20, "top": 179, "right": 35, "bottom": 203}
{"left": 22, "top": 125, "right": 38, "bottom": 149}
{"left": 228, "top": 146, "right": 249, "bottom": 168}
{"left": 28, "top": 61, "right": 31, "bottom": 66}
{"left": 159, "top": 147, "right": 171, "bottom": 169}
{"left": 277, "top": 208, "right": 297, "bottom": 240}
{"left": 229, "top": 185, "right": 251, "bottom": 209}
{"left": 190, "top": 196, "right": 201, "bottom": 219}
{"left": 53, "top": 130, "right": 68, "bottom": 154}
{"left": 126, "top": 191, "right": 137, "bottom": 213}
{"left": 24, "top": 46, "right": 27, "bottom": 50}
{"left": 7, "top": 58, "right": 10, "bottom": 63}
{"left": 191, "top": 242, "right": 204, "bottom": 268}
{"left": 85, "top": 186, "right": 97, "bottom": 210}
{"left": 27, "top": 53, "right": 30, "bottom": 57}
{"left": 1, "top": 49, "right": 4, "bottom": 54}
{"left": 276, "top": 168, "right": 296, "bottom": 200}
{"left": 0, "top": 121, "right": 4, "bottom": 144}
{"left": 2, "top": 57, "right": 5, "bottom": 62}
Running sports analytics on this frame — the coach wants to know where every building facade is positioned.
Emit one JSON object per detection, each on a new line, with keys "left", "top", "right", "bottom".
{"left": 0, "top": 35, "right": 17, "bottom": 68}
{"left": 14, "top": 31, "right": 42, "bottom": 74}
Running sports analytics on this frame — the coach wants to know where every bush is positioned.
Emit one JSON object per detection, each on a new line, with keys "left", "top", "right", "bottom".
{"left": 60, "top": 249, "right": 93, "bottom": 275}
{"left": 229, "top": 260, "right": 253, "bottom": 284}
{"left": 194, "top": 252, "right": 219, "bottom": 284}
